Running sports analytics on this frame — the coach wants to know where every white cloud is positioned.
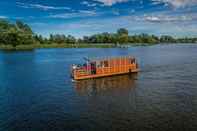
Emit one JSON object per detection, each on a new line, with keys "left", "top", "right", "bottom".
{"left": 16, "top": 2, "right": 70, "bottom": 11}
{"left": 49, "top": 10, "right": 97, "bottom": 19}
{"left": 145, "top": 16, "right": 160, "bottom": 22}
{"left": 143, "top": 15, "right": 193, "bottom": 22}
{"left": 81, "top": 1, "right": 98, "bottom": 7}
{"left": 151, "top": 0, "right": 197, "bottom": 8}
{"left": 93, "top": 0, "right": 129, "bottom": 6}
{"left": 0, "top": 16, "right": 7, "bottom": 19}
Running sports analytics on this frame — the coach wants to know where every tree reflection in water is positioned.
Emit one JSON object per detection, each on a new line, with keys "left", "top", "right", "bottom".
{"left": 74, "top": 73, "right": 138, "bottom": 96}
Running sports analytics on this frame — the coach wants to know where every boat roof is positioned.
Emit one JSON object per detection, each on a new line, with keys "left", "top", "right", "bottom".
{"left": 84, "top": 56, "right": 135, "bottom": 62}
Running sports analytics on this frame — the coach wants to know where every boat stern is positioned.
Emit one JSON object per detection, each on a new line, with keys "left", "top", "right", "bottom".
{"left": 71, "top": 64, "right": 77, "bottom": 80}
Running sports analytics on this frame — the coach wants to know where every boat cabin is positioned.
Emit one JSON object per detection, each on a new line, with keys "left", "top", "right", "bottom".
{"left": 71, "top": 56, "right": 139, "bottom": 80}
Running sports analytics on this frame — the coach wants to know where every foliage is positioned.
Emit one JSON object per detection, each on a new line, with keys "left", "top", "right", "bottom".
{"left": 0, "top": 19, "right": 35, "bottom": 47}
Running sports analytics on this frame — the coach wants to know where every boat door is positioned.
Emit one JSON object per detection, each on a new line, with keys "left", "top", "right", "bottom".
{"left": 90, "top": 62, "right": 96, "bottom": 74}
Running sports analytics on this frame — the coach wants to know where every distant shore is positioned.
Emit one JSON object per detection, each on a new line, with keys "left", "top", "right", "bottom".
{"left": 0, "top": 43, "right": 116, "bottom": 50}
{"left": 1, "top": 43, "right": 196, "bottom": 51}
{"left": 0, "top": 43, "right": 158, "bottom": 50}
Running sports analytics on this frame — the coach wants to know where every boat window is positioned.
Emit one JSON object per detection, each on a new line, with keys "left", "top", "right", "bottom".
{"left": 130, "top": 59, "right": 135, "bottom": 64}
{"left": 99, "top": 61, "right": 103, "bottom": 67}
{"left": 96, "top": 61, "right": 100, "bottom": 67}
{"left": 104, "top": 60, "right": 108, "bottom": 67}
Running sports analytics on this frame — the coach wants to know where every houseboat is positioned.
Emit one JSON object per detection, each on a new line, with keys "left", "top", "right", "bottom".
{"left": 71, "top": 56, "right": 139, "bottom": 80}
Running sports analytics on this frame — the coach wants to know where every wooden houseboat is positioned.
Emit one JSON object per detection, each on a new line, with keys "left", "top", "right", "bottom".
{"left": 71, "top": 56, "right": 139, "bottom": 80}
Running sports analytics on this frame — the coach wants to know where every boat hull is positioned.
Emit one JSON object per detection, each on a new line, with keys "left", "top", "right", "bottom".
{"left": 73, "top": 68, "right": 139, "bottom": 80}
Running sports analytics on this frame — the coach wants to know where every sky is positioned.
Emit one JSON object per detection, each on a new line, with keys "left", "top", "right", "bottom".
{"left": 0, "top": 0, "right": 197, "bottom": 37}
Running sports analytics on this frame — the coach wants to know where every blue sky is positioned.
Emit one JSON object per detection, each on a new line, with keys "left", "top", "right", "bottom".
{"left": 0, "top": 0, "right": 197, "bottom": 37}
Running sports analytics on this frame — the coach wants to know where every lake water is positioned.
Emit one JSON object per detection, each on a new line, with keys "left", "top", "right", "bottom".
{"left": 0, "top": 44, "right": 197, "bottom": 131}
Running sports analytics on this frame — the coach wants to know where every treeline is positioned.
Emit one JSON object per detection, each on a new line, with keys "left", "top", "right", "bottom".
{"left": 35, "top": 28, "right": 197, "bottom": 44}
{"left": 0, "top": 19, "right": 197, "bottom": 48}
{"left": 0, "top": 19, "right": 35, "bottom": 47}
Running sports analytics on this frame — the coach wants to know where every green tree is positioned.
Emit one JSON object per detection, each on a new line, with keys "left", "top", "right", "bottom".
{"left": 117, "top": 28, "right": 129, "bottom": 43}
{"left": 117, "top": 28, "right": 129, "bottom": 36}
{"left": 16, "top": 20, "right": 33, "bottom": 34}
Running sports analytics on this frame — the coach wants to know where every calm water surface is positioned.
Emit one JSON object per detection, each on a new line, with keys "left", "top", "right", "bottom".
{"left": 0, "top": 44, "right": 197, "bottom": 131}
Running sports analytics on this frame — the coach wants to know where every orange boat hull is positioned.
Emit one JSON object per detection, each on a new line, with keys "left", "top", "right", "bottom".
{"left": 73, "top": 68, "right": 139, "bottom": 80}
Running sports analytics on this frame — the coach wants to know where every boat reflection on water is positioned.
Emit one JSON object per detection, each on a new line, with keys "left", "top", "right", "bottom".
{"left": 74, "top": 73, "right": 138, "bottom": 96}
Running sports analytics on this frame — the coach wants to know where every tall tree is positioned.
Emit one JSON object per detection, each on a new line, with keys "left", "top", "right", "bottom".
{"left": 117, "top": 28, "right": 129, "bottom": 36}
{"left": 117, "top": 28, "right": 129, "bottom": 43}
{"left": 16, "top": 20, "right": 33, "bottom": 34}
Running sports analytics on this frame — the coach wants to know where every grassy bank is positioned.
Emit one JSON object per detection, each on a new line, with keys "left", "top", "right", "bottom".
{"left": 35, "top": 43, "right": 116, "bottom": 48}
{"left": 2, "top": 42, "right": 194, "bottom": 51}
{"left": 0, "top": 43, "right": 117, "bottom": 50}
{"left": 0, "top": 44, "right": 36, "bottom": 50}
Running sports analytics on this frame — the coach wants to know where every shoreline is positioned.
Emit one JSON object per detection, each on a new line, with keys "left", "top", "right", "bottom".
{"left": 0, "top": 43, "right": 151, "bottom": 50}
{"left": 0, "top": 43, "right": 196, "bottom": 51}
